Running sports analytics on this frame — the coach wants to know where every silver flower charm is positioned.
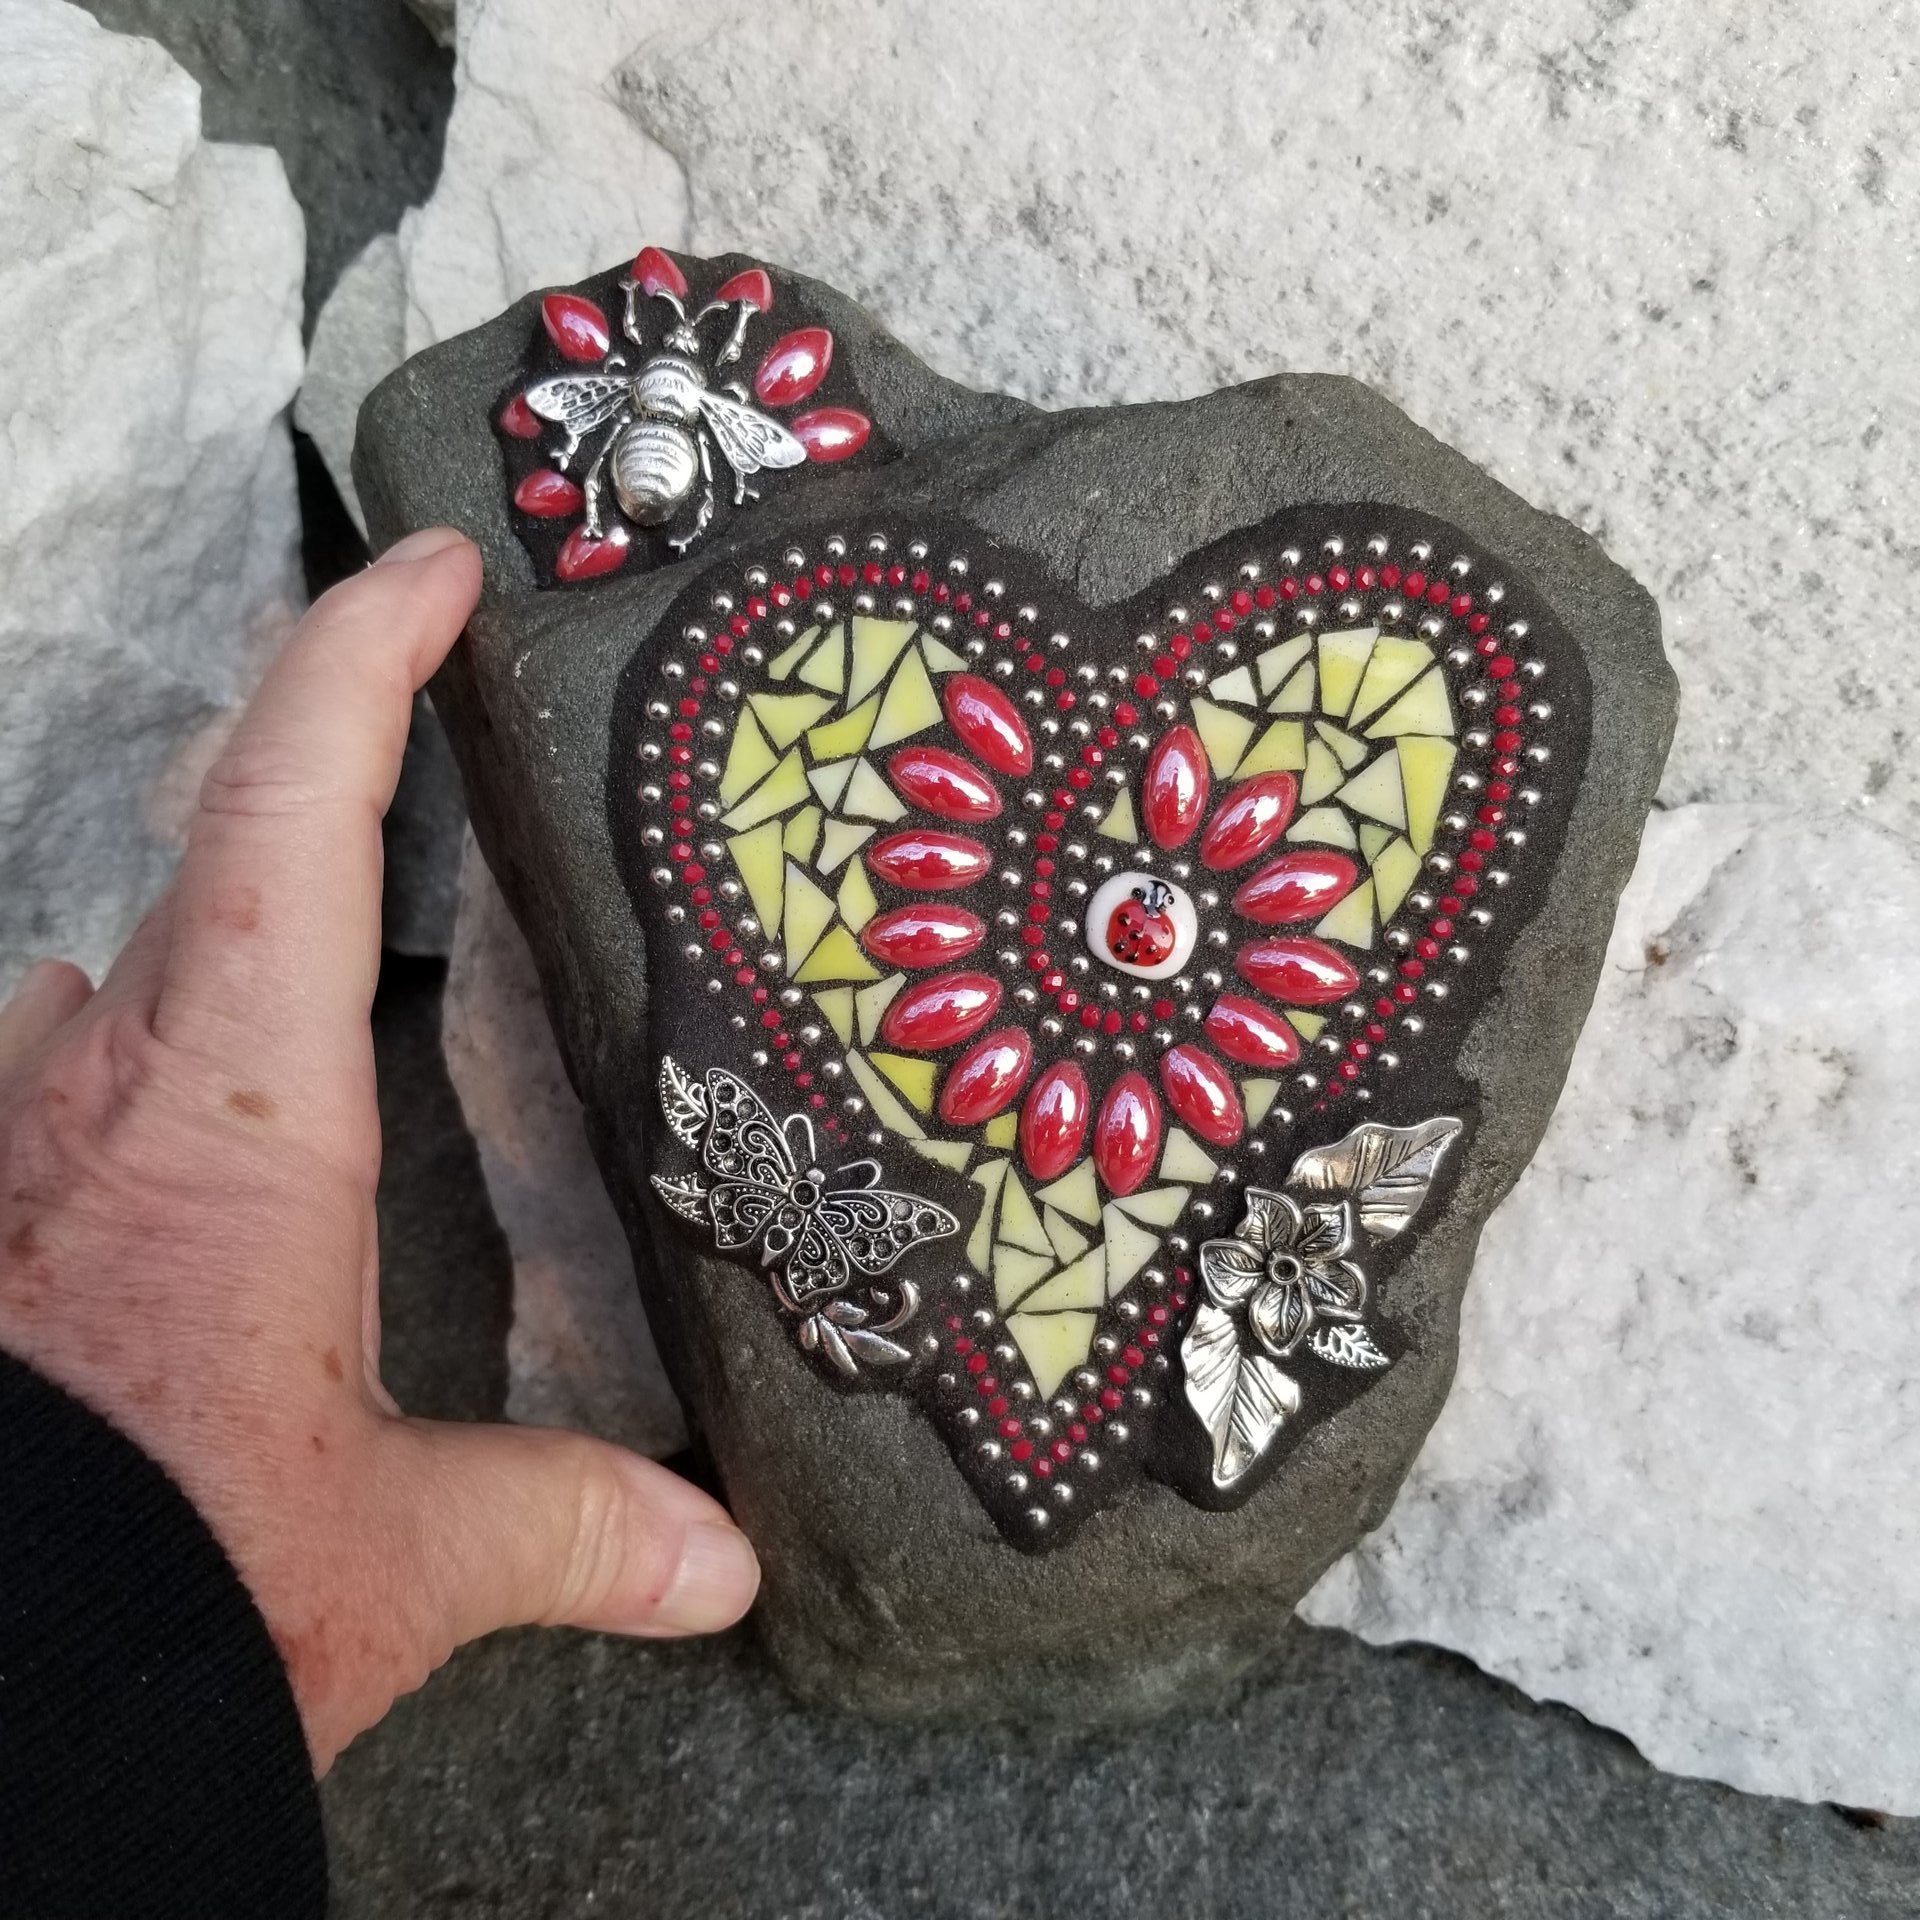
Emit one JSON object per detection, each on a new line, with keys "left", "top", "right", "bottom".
{"left": 1183, "top": 1117, "right": 1463, "bottom": 1490}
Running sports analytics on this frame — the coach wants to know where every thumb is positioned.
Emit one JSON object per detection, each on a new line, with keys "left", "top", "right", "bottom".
{"left": 388, "top": 1419, "right": 760, "bottom": 1649}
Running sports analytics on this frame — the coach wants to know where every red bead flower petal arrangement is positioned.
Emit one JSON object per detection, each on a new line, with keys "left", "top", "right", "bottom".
{"left": 614, "top": 510, "right": 1586, "bottom": 1546}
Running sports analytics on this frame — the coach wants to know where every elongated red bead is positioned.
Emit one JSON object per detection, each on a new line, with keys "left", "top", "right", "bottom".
{"left": 938, "top": 1028, "right": 1033, "bottom": 1126}
{"left": 632, "top": 246, "right": 687, "bottom": 298}
{"left": 860, "top": 903, "right": 985, "bottom": 968}
{"left": 512, "top": 468, "right": 583, "bottom": 518}
{"left": 1200, "top": 773, "right": 1298, "bottom": 870}
{"left": 866, "top": 829, "right": 991, "bottom": 891}
{"left": 791, "top": 407, "right": 870, "bottom": 462}
{"left": 942, "top": 674, "right": 1032, "bottom": 776}
{"left": 553, "top": 522, "right": 630, "bottom": 582}
{"left": 1204, "top": 995, "right": 1302, "bottom": 1069}
{"left": 1232, "top": 849, "right": 1359, "bottom": 925}
{"left": 1142, "top": 726, "right": 1209, "bottom": 849}
{"left": 887, "top": 745, "right": 1003, "bottom": 822}
{"left": 754, "top": 327, "right": 832, "bottom": 407}
{"left": 715, "top": 266, "right": 773, "bottom": 311}
{"left": 499, "top": 393, "right": 542, "bottom": 439}
{"left": 541, "top": 292, "right": 610, "bottom": 363}
{"left": 879, "top": 971, "right": 1002, "bottom": 1052}
{"left": 1018, "top": 1062, "right": 1090, "bottom": 1181}
{"left": 1094, "top": 1072, "right": 1162, "bottom": 1197}
{"left": 1158, "top": 1044, "right": 1245, "bottom": 1147}
{"left": 1235, "top": 935, "right": 1360, "bottom": 1006}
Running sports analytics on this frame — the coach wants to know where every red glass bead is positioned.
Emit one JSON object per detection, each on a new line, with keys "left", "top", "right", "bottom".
{"left": 1019, "top": 1061, "right": 1090, "bottom": 1180}
{"left": 937, "top": 1028, "right": 1032, "bottom": 1125}
{"left": 790, "top": 407, "right": 870, "bottom": 462}
{"left": 553, "top": 522, "right": 630, "bottom": 582}
{"left": 1203, "top": 995, "right": 1303, "bottom": 1069}
{"left": 1231, "top": 848, "right": 1359, "bottom": 925}
{"left": 499, "top": 393, "right": 542, "bottom": 439}
{"left": 941, "top": 673, "right": 1032, "bottom": 776}
{"left": 1198, "top": 773, "right": 1298, "bottom": 870}
{"left": 1142, "top": 725, "right": 1210, "bottom": 848}
{"left": 753, "top": 327, "right": 833, "bottom": 407}
{"left": 1235, "top": 935, "right": 1361, "bottom": 1005}
{"left": 879, "top": 972, "right": 1002, "bottom": 1051}
{"left": 1094, "top": 1072, "right": 1162, "bottom": 1196}
{"left": 860, "top": 902, "right": 986, "bottom": 969}
{"left": 1158, "top": 1044, "right": 1244, "bottom": 1147}
{"left": 632, "top": 246, "right": 687, "bottom": 298}
{"left": 886, "top": 745, "right": 1002, "bottom": 822}
{"left": 866, "top": 829, "right": 992, "bottom": 891}
{"left": 541, "top": 292, "right": 610, "bottom": 363}
{"left": 715, "top": 266, "right": 773, "bottom": 311}
{"left": 512, "top": 468, "right": 583, "bottom": 518}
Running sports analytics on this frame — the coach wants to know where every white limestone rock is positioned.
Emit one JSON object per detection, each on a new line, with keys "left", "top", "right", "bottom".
{"left": 297, "top": 232, "right": 405, "bottom": 539}
{"left": 0, "top": 0, "right": 304, "bottom": 990}
{"left": 1304, "top": 804, "right": 1920, "bottom": 1815}
{"left": 443, "top": 835, "right": 686, "bottom": 1460}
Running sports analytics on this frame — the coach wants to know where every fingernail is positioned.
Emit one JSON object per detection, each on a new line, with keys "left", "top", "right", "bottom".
{"left": 375, "top": 525, "right": 471, "bottom": 566}
{"left": 649, "top": 1520, "right": 761, "bottom": 1636}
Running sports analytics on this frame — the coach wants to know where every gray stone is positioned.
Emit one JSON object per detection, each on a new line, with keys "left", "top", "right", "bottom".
{"left": 298, "top": 233, "right": 405, "bottom": 538}
{"left": 355, "top": 251, "right": 1669, "bottom": 1719}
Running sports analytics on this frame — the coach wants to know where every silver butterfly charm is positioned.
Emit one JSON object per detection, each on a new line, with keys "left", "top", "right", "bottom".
{"left": 652, "top": 1058, "right": 959, "bottom": 1376}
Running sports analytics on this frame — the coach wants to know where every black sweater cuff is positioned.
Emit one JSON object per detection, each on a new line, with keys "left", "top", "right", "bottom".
{"left": 0, "top": 1350, "right": 326, "bottom": 1917}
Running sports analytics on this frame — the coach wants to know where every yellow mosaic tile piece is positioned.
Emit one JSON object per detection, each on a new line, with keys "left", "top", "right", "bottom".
{"left": 811, "top": 987, "right": 854, "bottom": 1045}
{"left": 1254, "top": 634, "right": 1313, "bottom": 697}
{"left": 1357, "top": 821, "right": 1395, "bottom": 863}
{"left": 719, "top": 747, "right": 809, "bottom": 831}
{"left": 867, "top": 648, "right": 941, "bottom": 750}
{"left": 1301, "top": 739, "right": 1345, "bottom": 805}
{"left": 1006, "top": 1311, "right": 1098, "bottom": 1399}
{"left": 847, "top": 616, "right": 917, "bottom": 705}
{"left": 1035, "top": 1160, "right": 1101, "bottom": 1227}
{"left": 1112, "top": 1185, "right": 1190, "bottom": 1228}
{"left": 1398, "top": 736, "right": 1458, "bottom": 853}
{"left": 1096, "top": 789, "right": 1140, "bottom": 842}
{"left": 844, "top": 1049, "right": 926, "bottom": 1140}
{"left": 1366, "top": 667, "right": 1456, "bottom": 740}
{"left": 966, "top": 1158, "right": 1009, "bottom": 1271}
{"left": 816, "top": 818, "right": 874, "bottom": 874}
{"left": 1159, "top": 1129, "right": 1218, "bottom": 1183}
{"left": 1371, "top": 836, "right": 1422, "bottom": 920}
{"left": 764, "top": 626, "right": 819, "bottom": 682}
{"left": 1287, "top": 804, "right": 1359, "bottom": 850}
{"left": 870, "top": 1050, "right": 937, "bottom": 1113}
{"left": 1100, "top": 1206, "right": 1161, "bottom": 1295}
{"left": 1348, "top": 634, "right": 1434, "bottom": 725}
{"left": 843, "top": 757, "right": 908, "bottom": 822}
{"left": 805, "top": 694, "right": 880, "bottom": 760}
{"left": 1268, "top": 660, "right": 1317, "bottom": 715}
{"left": 835, "top": 860, "right": 878, "bottom": 932}
{"left": 911, "top": 1138, "right": 972, "bottom": 1173}
{"left": 1019, "top": 1245, "right": 1107, "bottom": 1314}
{"left": 792, "top": 925, "right": 880, "bottom": 985}
{"left": 1315, "top": 877, "right": 1375, "bottom": 949}
{"left": 782, "top": 805, "right": 821, "bottom": 863}
{"left": 920, "top": 633, "right": 969, "bottom": 673}
{"left": 726, "top": 819, "right": 785, "bottom": 937}
{"left": 1315, "top": 626, "right": 1378, "bottom": 720}
{"left": 782, "top": 865, "right": 836, "bottom": 971}
{"left": 749, "top": 690, "right": 834, "bottom": 749}
{"left": 1242, "top": 1079, "right": 1280, "bottom": 1128}
{"left": 1287, "top": 1008, "right": 1326, "bottom": 1041}
{"left": 996, "top": 1169, "right": 1053, "bottom": 1256}
{"left": 1337, "top": 749, "right": 1408, "bottom": 829}
{"left": 983, "top": 1111, "right": 1018, "bottom": 1150}
{"left": 1236, "top": 719, "right": 1308, "bottom": 777}
{"left": 718, "top": 707, "right": 778, "bottom": 806}
{"left": 1315, "top": 721, "right": 1370, "bottom": 772}
{"left": 807, "top": 757, "right": 855, "bottom": 809}
{"left": 796, "top": 623, "right": 847, "bottom": 695}
{"left": 854, "top": 972, "right": 904, "bottom": 1044}
{"left": 994, "top": 1245, "right": 1057, "bottom": 1311}
{"left": 1207, "top": 663, "right": 1259, "bottom": 706}
{"left": 1190, "top": 695, "right": 1256, "bottom": 779}
{"left": 1043, "top": 1206, "right": 1092, "bottom": 1266}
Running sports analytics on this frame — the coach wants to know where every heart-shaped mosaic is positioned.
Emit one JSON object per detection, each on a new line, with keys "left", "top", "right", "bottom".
{"left": 612, "top": 508, "right": 1586, "bottom": 1546}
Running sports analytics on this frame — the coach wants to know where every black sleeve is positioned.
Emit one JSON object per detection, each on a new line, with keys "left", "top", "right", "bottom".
{"left": 0, "top": 1351, "right": 326, "bottom": 1919}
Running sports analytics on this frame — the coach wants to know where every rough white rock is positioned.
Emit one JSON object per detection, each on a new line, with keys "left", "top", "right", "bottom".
{"left": 1305, "top": 804, "right": 1920, "bottom": 1814}
{"left": 443, "top": 835, "right": 686, "bottom": 1459}
{"left": 0, "top": 0, "right": 304, "bottom": 991}
{"left": 296, "top": 232, "right": 404, "bottom": 539}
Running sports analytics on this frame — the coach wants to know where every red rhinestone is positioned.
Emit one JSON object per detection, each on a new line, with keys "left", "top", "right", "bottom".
{"left": 1232, "top": 589, "right": 1254, "bottom": 615}
{"left": 1169, "top": 632, "right": 1193, "bottom": 661}
{"left": 1427, "top": 580, "right": 1450, "bottom": 605}
{"left": 1404, "top": 570, "right": 1427, "bottom": 596}
{"left": 1114, "top": 701, "right": 1139, "bottom": 727}
{"left": 1254, "top": 584, "right": 1276, "bottom": 609}
{"left": 966, "top": 1353, "right": 988, "bottom": 1375}
{"left": 1153, "top": 655, "right": 1177, "bottom": 680}
{"left": 1011, "top": 1439, "right": 1034, "bottom": 1461}
{"left": 1100, "top": 1388, "right": 1123, "bottom": 1410}
{"left": 1279, "top": 577, "right": 1300, "bottom": 600}
{"left": 1305, "top": 574, "right": 1325, "bottom": 595}
{"left": 1451, "top": 593, "right": 1473, "bottom": 616}
{"left": 1329, "top": 566, "right": 1351, "bottom": 590}
{"left": 1380, "top": 565, "right": 1401, "bottom": 588}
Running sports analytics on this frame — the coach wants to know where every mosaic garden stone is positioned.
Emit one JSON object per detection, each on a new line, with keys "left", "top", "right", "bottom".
{"left": 355, "top": 249, "right": 1672, "bottom": 1717}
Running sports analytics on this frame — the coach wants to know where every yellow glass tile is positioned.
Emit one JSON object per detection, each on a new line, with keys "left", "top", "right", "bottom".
{"left": 1018, "top": 1246, "right": 1107, "bottom": 1314}
{"left": 870, "top": 1050, "right": 937, "bottom": 1113}
{"left": 1242, "top": 1078, "right": 1280, "bottom": 1128}
{"left": 1301, "top": 739, "right": 1345, "bottom": 804}
{"left": 792, "top": 925, "right": 881, "bottom": 985}
{"left": 1100, "top": 1206, "right": 1161, "bottom": 1295}
{"left": 764, "top": 626, "right": 819, "bottom": 681}
{"left": 1398, "top": 736, "right": 1458, "bottom": 853}
{"left": 1315, "top": 721, "right": 1369, "bottom": 772}
{"left": 1158, "top": 1130, "right": 1217, "bottom": 1183}
{"left": 1287, "top": 1008, "right": 1326, "bottom": 1041}
{"left": 1042, "top": 1206, "right": 1092, "bottom": 1266}
{"left": 1112, "top": 1185, "right": 1190, "bottom": 1228}
{"left": 1348, "top": 634, "right": 1434, "bottom": 725}
{"left": 835, "top": 860, "right": 878, "bottom": 933}
{"left": 966, "top": 1158, "right": 1009, "bottom": 1271}
{"left": 1337, "top": 749, "right": 1407, "bottom": 829}
{"left": 1371, "top": 836, "right": 1422, "bottom": 920}
{"left": 1237, "top": 719, "right": 1308, "bottom": 777}
{"left": 983, "top": 1112, "right": 1018, "bottom": 1150}
{"left": 717, "top": 708, "right": 778, "bottom": 805}
{"left": 808, "top": 757, "right": 855, "bottom": 809}
{"left": 805, "top": 694, "right": 880, "bottom": 760}
{"left": 782, "top": 805, "right": 821, "bottom": 863}
{"left": 1286, "top": 804, "right": 1359, "bottom": 850}
{"left": 1316, "top": 626, "right": 1378, "bottom": 720}
{"left": 1207, "top": 663, "right": 1259, "bottom": 706}
{"left": 726, "top": 819, "right": 785, "bottom": 937}
{"left": 1254, "top": 634, "right": 1313, "bottom": 697}
{"left": 920, "top": 634, "right": 969, "bottom": 673}
{"left": 1096, "top": 789, "right": 1140, "bottom": 842}
{"left": 1190, "top": 695, "right": 1256, "bottom": 779}
{"left": 811, "top": 987, "right": 854, "bottom": 1045}
{"left": 854, "top": 972, "right": 904, "bottom": 1044}
{"left": 997, "top": 1169, "right": 1054, "bottom": 1256}
{"left": 816, "top": 819, "right": 874, "bottom": 874}
{"left": 1315, "top": 877, "right": 1375, "bottom": 949}
{"left": 911, "top": 1138, "right": 972, "bottom": 1173}
{"left": 844, "top": 1050, "right": 926, "bottom": 1140}
{"left": 1006, "top": 1310, "right": 1097, "bottom": 1398}
{"left": 867, "top": 648, "right": 941, "bottom": 750}
{"left": 1357, "top": 821, "right": 1395, "bottom": 863}
{"left": 796, "top": 624, "right": 846, "bottom": 695}
{"left": 994, "top": 1245, "right": 1057, "bottom": 1312}
{"left": 1035, "top": 1160, "right": 1101, "bottom": 1226}
{"left": 847, "top": 616, "right": 917, "bottom": 705}
{"left": 749, "top": 690, "right": 834, "bottom": 749}
{"left": 1366, "top": 667, "right": 1456, "bottom": 740}
{"left": 1268, "top": 660, "right": 1316, "bottom": 715}
{"left": 719, "top": 748, "right": 810, "bottom": 830}
{"left": 843, "top": 758, "right": 908, "bottom": 821}
{"left": 782, "top": 865, "right": 836, "bottom": 972}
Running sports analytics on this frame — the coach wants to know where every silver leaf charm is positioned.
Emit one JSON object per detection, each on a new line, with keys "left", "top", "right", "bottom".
{"left": 1286, "top": 1116, "right": 1463, "bottom": 1242}
{"left": 1183, "top": 1301, "right": 1302, "bottom": 1489}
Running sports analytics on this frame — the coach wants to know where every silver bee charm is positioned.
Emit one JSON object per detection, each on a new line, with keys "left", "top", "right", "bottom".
{"left": 652, "top": 1059, "right": 958, "bottom": 1376}
{"left": 526, "top": 277, "right": 806, "bottom": 554}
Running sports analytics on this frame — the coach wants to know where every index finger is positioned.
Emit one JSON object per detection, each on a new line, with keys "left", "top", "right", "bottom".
{"left": 152, "top": 530, "right": 481, "bottom": 1109}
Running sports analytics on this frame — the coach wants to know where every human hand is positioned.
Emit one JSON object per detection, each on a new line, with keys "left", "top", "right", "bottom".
{"left": 0, "top": 529, "right": 758, "bottom": 1771}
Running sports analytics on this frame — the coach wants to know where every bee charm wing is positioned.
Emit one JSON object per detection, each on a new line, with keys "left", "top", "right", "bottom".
{"left": 698, "top": 387, "right": 809, "bottom": 477}
{"left": 524, "top": 372, "right": 630, "bottom": 436}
